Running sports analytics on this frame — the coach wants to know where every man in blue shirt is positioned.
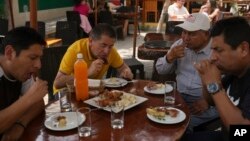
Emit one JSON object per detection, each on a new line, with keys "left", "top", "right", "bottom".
{"left": 156, "top": 13, "right": 218, "bottom": 133}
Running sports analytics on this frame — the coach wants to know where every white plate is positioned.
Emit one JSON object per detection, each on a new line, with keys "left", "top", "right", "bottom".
{"left": 147, "top": 107, "right": 186, "bottom": 124}
{"left": 144, "top": 86, "right": 165, "bottom": 95}
{"left": 144, "top": 84, "right": 173, "bottom": 95}
{"left": 44, "top": 112, "right": 85, "bottom": 131}
{"left": 103, "top": 78, "right": 128, "bottom": 88}
{"left": 84, "top": 91, "right": 148, "bottom": 112}
{"left": 165, "top": 84, "right": 173, "bottom": 93}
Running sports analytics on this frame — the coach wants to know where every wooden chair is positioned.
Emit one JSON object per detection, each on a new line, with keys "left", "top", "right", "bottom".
{"left": 39, "top": 46, "right": 68, "bottom": 101}
{"left": 106, "top": 58, "right": 145, "bottom": 79}
{"left": 25, "top": 21, "right": 46, "bottom": 38}
{"left": 165, "top": 20, "right": 184, "bottom": 35}
{"left": 143, "top": 0, "right": 158, "bottom": 22}
{"left": 98, "top": 10, "right": 124, "bottom": 40}
{"left": 66, "top": 11, "right": 89, "bottom": 38}
{"left": 55, "top": 21, "right": 79, "bottom": 46}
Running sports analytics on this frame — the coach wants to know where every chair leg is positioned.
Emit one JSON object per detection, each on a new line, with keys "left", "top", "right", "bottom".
{"left": 137, "top": 25, "right": 140, "bottom": 35}
{"left": 139, "top": 68, "right": 145, "bottom": 79}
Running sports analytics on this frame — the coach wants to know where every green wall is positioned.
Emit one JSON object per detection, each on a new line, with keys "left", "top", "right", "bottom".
{"left": 0, "top": 0, "right": 5, "bottom": 17}
{"left": 18, "top": 0, "right": 74, "bottom": 12}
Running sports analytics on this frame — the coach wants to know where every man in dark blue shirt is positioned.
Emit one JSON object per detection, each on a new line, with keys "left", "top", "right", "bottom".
{"left": 0, "top": 27, "right": 48, "bottom": 140}
{"left": 188, "top": 17, "right": 250, "bottom": 141}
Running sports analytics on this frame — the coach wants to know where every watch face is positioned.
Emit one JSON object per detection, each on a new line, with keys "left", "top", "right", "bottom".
{"left": 207, "top": 83, "right": 219, "bottom": 94}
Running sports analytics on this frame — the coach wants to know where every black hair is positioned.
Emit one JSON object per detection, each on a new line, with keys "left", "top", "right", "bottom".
{"left": 210, "top": 17, "right": 250, "bottom": 49}
{"left": 0, "top": 26, "right": 46, "bottom": 56}
{"left": 89, "top": 23, "right": 116, "bottom": 40}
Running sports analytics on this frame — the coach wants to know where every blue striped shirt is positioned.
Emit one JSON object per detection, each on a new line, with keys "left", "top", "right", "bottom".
{"left": 156, "top": 39, "right": 212, "bottom": 97}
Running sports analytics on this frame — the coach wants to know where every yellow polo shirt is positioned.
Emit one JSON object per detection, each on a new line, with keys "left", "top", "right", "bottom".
{"left": 59, "top": 38, "right": 123, "bottom": 79}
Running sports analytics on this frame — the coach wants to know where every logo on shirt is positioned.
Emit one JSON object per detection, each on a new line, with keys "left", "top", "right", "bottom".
{"left": 226, "top": 86, "right": 240, "bottom": 106}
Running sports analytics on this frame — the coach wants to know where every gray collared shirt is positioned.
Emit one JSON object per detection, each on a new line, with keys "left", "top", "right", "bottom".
{"left": 156, "top": 39, "right": 212, "bottom": 97}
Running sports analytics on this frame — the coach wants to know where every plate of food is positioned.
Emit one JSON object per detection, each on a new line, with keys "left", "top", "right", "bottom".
{"left": 146, "top": 107, "right": 186, "bottom": 124}
{"left": 103, "top": 77, "right": 128, "bottom": 88}
{"left": 144, "top": 82, "right": 165, "bottom": 95}
{"left": 84, "top": 90, "right": 148, "bottom": 112}
{"left": 44, "top": 112, "right": 85, "bottom": 131}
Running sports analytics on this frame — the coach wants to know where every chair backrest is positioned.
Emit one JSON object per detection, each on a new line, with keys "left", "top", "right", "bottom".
{"left": 166, "top": 21, "right": 183, "bottom": 35}
{"left": 98, "top": 10, "right": 114, "bottom": 25}
{"left": 55, "top": 21, "right": 79, "bottom": 45}
{"left": 0, "top": 18, "right": 8, "bottom": 36}
{"left": 25, "top": 21, "right": 46, "bottom": 38}
{"left": 39, "top": 46, "right": 68, "bottom": 100}
{"left": 66, "top": 11, "right": 89, "bottom": 38}
{"left": 66, "top": 11, "right": 81, "bottom": 24}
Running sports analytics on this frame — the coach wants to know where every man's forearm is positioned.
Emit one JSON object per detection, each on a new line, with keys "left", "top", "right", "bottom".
{"left": 19, "top": 100, "right": 45, "bottom": 127}
{"left": 155, "top": 56, "right": 175, "bottom": 74}
{"left": 54, "top": 75, "right": 74, "bottom": 89}
{"left": 0, "top": 96, "right": 37, "bottom": 133}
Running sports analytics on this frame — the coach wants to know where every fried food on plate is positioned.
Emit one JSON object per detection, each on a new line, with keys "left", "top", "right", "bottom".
{"left": 146, "top": 82, "right": 164, "bottom": 91}
{"left": 146, "top": 107, "right": 179, "bottom": 118}
{"left": 53, "top": 116, "right": 67, "bottom": 128}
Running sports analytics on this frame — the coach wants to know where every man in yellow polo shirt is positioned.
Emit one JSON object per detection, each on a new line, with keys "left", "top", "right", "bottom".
{"left": 54, "top": 23, "right": 133, "bottom": 89}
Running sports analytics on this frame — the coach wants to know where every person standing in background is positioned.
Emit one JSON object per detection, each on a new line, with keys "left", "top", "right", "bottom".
{"left": 156, "top": 0, "right": 171, "bottom": 33}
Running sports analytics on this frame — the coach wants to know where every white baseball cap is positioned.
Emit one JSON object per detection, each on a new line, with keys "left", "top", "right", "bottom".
{"left": 176, "top": 13, "right": 211, "bottom": 31}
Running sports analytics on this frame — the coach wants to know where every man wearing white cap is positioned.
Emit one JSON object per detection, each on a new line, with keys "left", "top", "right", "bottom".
{"left": 156, "top": 13, "right": 218, "bottom": 133}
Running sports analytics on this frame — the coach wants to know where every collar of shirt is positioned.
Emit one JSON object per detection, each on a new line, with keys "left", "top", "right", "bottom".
{"left": 0, "top": 66, "right": 17, "bottom": 82}
{"left": 195, "top": 39, "right": 212, "bottom": 56}
{"left": 86, "top": 40, "right": 95, "bottom": 61}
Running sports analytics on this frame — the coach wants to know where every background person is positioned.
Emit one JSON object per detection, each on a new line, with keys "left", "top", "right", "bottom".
{"left": 199, "top": 0, "right": 220, "bottom": 23}
{"left": 167, "top": 0, "right": 189, "bottom": 34}
{"left": 54, "top": 23, "right": 133, "bottom": 90}
{"left": 0, "top": 27, "right": 48, "bottom": 140}
{"left": 73, "top": 0, "right": 93, "bottom": 33}
{"left": 156, "top": 0, "right": 171, "bottom": 33}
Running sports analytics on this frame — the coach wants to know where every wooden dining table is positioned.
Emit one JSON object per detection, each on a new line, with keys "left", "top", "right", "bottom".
{"left": 20, "top": 80, "right": 190, "bottom": 141}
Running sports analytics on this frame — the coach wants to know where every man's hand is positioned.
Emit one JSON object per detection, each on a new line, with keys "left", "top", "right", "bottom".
{"left": 88, "top": 59, "right": 104, "bottom": 77}
{"left": 194, "top": 60, "right": 221, "bottom": 85}
{"left": 190, "top": 99, "right": 209, "bottom": 115}
{"left": 119, "top": 67, "right": 133, "bottom": 80}
{"left": 166, "top": 44, "right": 185, "bottom": 63}
{"left": 1, "top": 124, "right": 24, "bottom": 141}
{"left": 25, "top": 77, "right": 48, "bottom": 104}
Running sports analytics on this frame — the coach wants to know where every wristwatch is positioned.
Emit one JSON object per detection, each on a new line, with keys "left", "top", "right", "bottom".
{"left": 206, "top": 82, "right": 222, "bottom": 95}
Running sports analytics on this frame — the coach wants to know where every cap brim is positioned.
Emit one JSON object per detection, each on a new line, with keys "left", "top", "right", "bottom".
{"left": 176, "top": 23, "right": 209, "bottom": 31}
{"left": 176, "top": 23, "right": 201, "bottom": 32}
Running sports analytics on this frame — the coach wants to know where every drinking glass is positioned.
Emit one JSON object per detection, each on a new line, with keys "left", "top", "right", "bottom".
{"left": 77, "top": 107, "right": 92, "bottom": 137}
{"left": 164, "top": 81, "right": 176, "bottom": 106}
{"left": 111, "top": 104, "right": 124, "bottom": 129}
{"left": 59, "top": 88, "right": 72, "bottom": 112}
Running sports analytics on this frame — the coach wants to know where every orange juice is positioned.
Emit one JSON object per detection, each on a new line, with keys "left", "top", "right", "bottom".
{"left": 74, "top": 53, "right": 89, "bottom": 101}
